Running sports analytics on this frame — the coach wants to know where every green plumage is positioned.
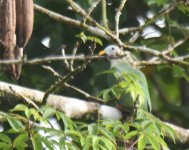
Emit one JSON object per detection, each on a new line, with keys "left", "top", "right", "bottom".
{"left": 109, "top": 58, "right": 151, "bottom": 111}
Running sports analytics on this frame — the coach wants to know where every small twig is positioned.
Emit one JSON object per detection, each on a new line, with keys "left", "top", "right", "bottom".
{"left": 42, "top": 65, "right": 60, "bottom": 77}
{"left": 141, "top": 2, "right": 180, "bottom": 30}
{"left": 101, "top": 0, "right": 109, "bottom": 28}
{"left": 118, "top": 1, "right": 181, "bottom": 35}
{"left": 42, "top": 43, "right": 97, "bottom": 103}
{"left": 63, "top": 1, "right": 123, "bottom": 45}
{"left": 64, "top": 83, "right": 104, "bottom": 103}
{"left": 118, "top": 27, "right": 139, "bottom": 34}
{"left": 42, "top": 65, "right": 104, "bottom": 103}
{"left": 83, "top": 0, "right": 101, "bottom": 24}
{"left": 65, "top": 0, "right": 86, "bottom": 17}
{"left": 124, "top": 45, "right": 189, "bottom": 67}
{"left": 163, "top": 36, "right": 189, "bottom": 55}
{"left": 115, "top": 0, "right": 127, "bottom": 37}
{"left": 9, "top": 86, "right": 55, "bottom": 128}
{"left": 42, "top": 62, "right": 89, "bottom": 103}
{"left": 70, "top": 41, "right": 81, "bottom": 71}
{"left": 128, "top": 31, "right": 141, "bottom": 44}
{"left": 134, "top": 36, "right": 189, "bottom": 67}
{"left": 9, "top": 86, "right": 39, "bottom": 110}
{"left": 128, "top": 138, "right": 139, "bottom": 150}
{"left": 61, "top": 47, "right": 70, "bottom": 69}
{"left": 176, "top": 54, "right": 189, "bottom": 61}
{"left": 135, "top": 60, "right": 165, "bottom": 67}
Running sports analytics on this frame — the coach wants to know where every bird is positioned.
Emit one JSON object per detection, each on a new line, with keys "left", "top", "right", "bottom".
{"left": 99, "top": 45, "right": 152, "bottom": 112}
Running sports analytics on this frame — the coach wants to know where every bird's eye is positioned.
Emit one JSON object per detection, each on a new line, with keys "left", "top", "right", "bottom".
{"left": 111, "top": 47, "right": 115, "bottom": 51}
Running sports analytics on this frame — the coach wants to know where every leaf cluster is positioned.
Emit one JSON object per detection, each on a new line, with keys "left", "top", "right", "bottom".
{"left": 0, "top": 104, "right": 177, "bottom": 150}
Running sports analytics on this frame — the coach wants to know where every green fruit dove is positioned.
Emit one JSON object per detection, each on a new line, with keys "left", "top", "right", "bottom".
{"left": 99, "top": 45, "right": 152, "bottom": 112}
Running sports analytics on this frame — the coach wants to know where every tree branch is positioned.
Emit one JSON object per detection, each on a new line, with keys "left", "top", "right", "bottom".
{"left": 34, "top": 4, "right": 111, "bottom": 41}
{"left": 115, "top": 0, "right": 127, "bottom": 37}
{"left": 0, "top": 81, "right": 189, "bottom": 143}
{"left": 34, "top": 3, "right": 189, "bottom": 68}
{"left": 0, "top": 81, "right": 100, "bottom": 118}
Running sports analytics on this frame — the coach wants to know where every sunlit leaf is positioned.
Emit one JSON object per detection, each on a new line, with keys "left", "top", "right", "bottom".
{"left": 88, "top": 124, "right": 98, "bottom": 135}
{"left": 13, "top": 133, "right": 28, "bottom": 149}
{"left": 56, "top": 112, "right": 76, "bottom": 130}
{"left": 7, "top": 116, "right": 24, "bottom": 132}
{"left": 124, "top": 131, "right": 138, "bottom": 140}
{"left": 138, "top": 134, "right": 146, "bottom": 150}
{"left": 32, "top": 133, "right": 43, "bottom": 150}
{"left": 147, "top": 133, "right": 160, "bottom": 150}
{"left": 11, "top": 104, "right": 28, "bottom": 112}
{"left": 0, "top": 133, "right": 11, "bottom": 144}
{"left": 42, "top": 107, "right": 56, "bottom": 119}
{"left": 92, "top": 136, "right": 99, "bottom": 150}
{"left": 0, "top": 142, "right": 11, "bottom": 149}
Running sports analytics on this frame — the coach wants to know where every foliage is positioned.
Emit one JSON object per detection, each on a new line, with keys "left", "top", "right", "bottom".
{"left": 0, "top": 104, "right": 177, "bottom": 150}
{"left": 99, "top": 69, "right": 146, "bottom": 107}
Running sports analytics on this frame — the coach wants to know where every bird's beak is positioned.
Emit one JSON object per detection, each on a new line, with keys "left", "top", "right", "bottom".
{"left": 99, "top": 50, "right": 106, "bottom": 56}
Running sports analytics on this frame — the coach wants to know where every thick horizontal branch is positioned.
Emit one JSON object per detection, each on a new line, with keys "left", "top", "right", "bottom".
{"left": 0, "top": 53, "right": 188, "bottom": 69}
{"left": 0, "top": 81, "right": 121, "bottom": 120}
{"left": 0, "top": 81, "right": 188, "bottom": 143}
{"left": 0, "top": 55, "right": 105, "bottom": 65}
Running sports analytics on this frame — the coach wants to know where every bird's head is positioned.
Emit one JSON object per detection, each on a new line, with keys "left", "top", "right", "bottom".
{"left": 99, "top": 45, "right": 123, "bottom": 57}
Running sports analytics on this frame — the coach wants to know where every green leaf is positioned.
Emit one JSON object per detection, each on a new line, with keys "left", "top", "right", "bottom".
{"left": 75, "top": 32, "right": 103, "bottom": 45}
{"left": 88, "top": 124, "right": 98, "bottom": 135}
{"left": 65, "top": 130, "right": 84, "bottom": 145}
{"left": 30, "top": 108, "right": 42, "bottom": 121}
{"left": 138, "top": 135, "right": 146, "bottom": 150}
{"left": 99, "top": 127, "right": 115, "bottom": 143}
{"left": 83, "top": 142, "right": 92, "bottom": 150}
{"left": 173, "top": 65, "right": 189, "bottom": 82}
{"left": 102, "top": 89, "right": 111, "bottom": 102}
{"left": 162, "top": 124, "right": 176, "bottom": 143}
{"left": 147, "top": 134, "right": 160, "bottom": 150}
{"left": 32, "top": 133, "right": 43, "bottom": 150}
{"left": 25, "top": 108, "right": 31, "bottom": 119}
{"left": 56, "top": 112, "right": 76, "bottom": 130}
{"left": 92, "top": 136, "right": 99, "bottom": 150}
{"left": 0, "top": 133, "right": 11, "bottom": 144}
{"left": 7, "top": 116, "right": 24, "bottom": 131}
{"left": 97, "top": 69, "right": 117, "bottom": 76}
{"left": 118, "top": 81, "right": 129, "bottom": 88}
{"left": 13, "top": 133, "right": 28, "bottom": 150}
{"left": 11, "top": 104, "right": 28, "bottom": 112}
{"left": 40, "top": 137, "right": 55, "bottom": 150}
{"left": 99, "top": 137, "right": 116, "bottom": 150}
{"left": 0, "top": 142, "right": 12, "bottom": 149}
{"left": 111, "top": 86, "right": 121, "bottom": 99}
{"left": 75, "top": 32, "right": 87, "bottom": 43}
{"left": 177, "top": 3, "right": 189, "bottom": 14}
{"left": 98, "top": 144, "right": 108, "bottom": 150}
{"left": 124, "top": 131, "right": 138, "bottom": 140}
{"left": 42, "top": 107, "right": 56, "bottom": 119}
{"left": 157, "top": 0, "right": 168, "bottom": 6}
{"left": 156, "top": 136, "right": 169, "bottom": 149}
{"left": 87, "top": 36, "right": 103, "bottom": 46}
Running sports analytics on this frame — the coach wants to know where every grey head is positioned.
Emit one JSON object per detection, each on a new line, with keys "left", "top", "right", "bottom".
{"left": 103, "top": 45, "right": 123, "bottom": 57}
